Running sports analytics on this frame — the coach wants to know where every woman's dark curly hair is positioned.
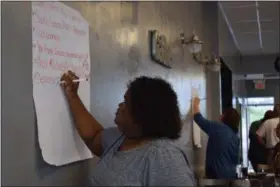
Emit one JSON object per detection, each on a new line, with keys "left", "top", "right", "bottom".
{"left": 222, "top": 108, "right": 240, "bottom": 133}
{"left": 127, "top": 76, "right": 182, "bottom": 139}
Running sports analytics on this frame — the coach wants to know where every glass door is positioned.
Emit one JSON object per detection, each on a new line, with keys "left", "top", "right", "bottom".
{"left": 242, "top": 97, "right": 275, "bottom": 170}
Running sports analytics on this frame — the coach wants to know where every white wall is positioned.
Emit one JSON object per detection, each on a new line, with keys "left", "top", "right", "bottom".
{"left": 1, "top": 2, "right": 223, "bottom": 185}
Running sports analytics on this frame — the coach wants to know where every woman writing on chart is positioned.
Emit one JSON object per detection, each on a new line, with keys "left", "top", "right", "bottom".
{"left": 60, "top": 71, "right": 196, "bottom": 186}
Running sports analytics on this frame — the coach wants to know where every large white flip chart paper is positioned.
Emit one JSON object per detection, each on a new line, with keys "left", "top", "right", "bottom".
{"left": 191, "top": 80, "right": 202, "bottom": 148}
{"left": 32, "top": 2, "right": 92, "bottom": 166}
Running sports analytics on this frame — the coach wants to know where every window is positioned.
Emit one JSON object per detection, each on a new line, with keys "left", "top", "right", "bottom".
{"left": 247, "top": 105, "right": 274, "bottom": 125}
{"left": 246, "top": 97, "right": 274, "bottom": 106}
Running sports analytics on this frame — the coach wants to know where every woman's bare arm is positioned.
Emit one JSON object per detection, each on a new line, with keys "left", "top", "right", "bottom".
{"left": 67, "top": 95, "right": 104, "bottom": 157}
{"left": 61, "top": 71, "right": 104, "bottom": 157}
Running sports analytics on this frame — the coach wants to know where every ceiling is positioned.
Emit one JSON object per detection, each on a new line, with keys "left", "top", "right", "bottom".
{"left": 219, "top": 1, "right": 279, "bottom": 56}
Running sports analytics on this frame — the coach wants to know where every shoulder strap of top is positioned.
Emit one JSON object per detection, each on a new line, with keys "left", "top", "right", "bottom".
{"left": 99, "top": 134, "right": 124, "bottom": 161}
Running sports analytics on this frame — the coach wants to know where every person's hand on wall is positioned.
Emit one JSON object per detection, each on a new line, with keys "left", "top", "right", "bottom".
{"left": 60, "top": 70, "right": 79, "bottom": 99}
{"left": 192, "top": 97, "right": 200, "bottom": 115}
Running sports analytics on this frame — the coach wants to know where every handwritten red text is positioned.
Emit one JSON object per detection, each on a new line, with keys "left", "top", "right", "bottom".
{"left": 36, "top": 43, "right": 87, "bottom": 60}
{"left": 33, "top": 56, "right": 88, "bottom": 75}
{"left": 33, "top": 72, "right": 89, "bottom": 85}
{"left": 33, "top": 2, "right": 82, "bottom": 23}
{"left": 35, "top": 29, "right": 60, "bottom": 42}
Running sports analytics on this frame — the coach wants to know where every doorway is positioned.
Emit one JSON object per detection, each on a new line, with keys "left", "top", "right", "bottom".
{"left": 240, "top": 97, "right": 275, "bottom": 170}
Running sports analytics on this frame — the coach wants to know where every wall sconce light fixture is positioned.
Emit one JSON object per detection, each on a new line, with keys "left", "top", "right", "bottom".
{"left": 180, "top": 31, "right": 221, "bottom": 72}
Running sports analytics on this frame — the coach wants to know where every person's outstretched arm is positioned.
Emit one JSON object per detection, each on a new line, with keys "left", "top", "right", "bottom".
{"left": 192, "top": 97, "right": 220, "bottom": 135}
{"left": 61, "top": 71, "right": 104, "bottom": 157}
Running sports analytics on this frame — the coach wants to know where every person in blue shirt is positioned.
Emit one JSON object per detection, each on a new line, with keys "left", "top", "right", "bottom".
{"left": 192, "top": 97, "right": 240, "bottom": 179}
